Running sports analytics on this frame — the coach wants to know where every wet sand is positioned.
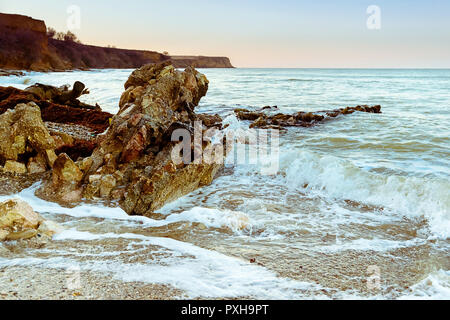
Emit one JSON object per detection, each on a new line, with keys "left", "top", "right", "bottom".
{"left": 0, "top": 265, "right": 182, "bottom": 300}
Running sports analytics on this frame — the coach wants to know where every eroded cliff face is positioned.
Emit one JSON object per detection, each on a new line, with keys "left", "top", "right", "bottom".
{"left": 0, "top": 13, "right": 233, "bottom": 71}
{"left": 170, "top": 56, "right": 234, "bottom": 68}
{"left": 0, "top": 13, "right": 51, "bottom": 71}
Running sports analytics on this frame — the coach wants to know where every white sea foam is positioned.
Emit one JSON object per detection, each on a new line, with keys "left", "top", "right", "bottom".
{"left": 319, "top": 238, "right": 426, "bottom": 253}
{"left": 165, "top": 207, "right": 251, "bottom": 232}
{"left": 398, "top": 270, "right": 450, "bottom": 300}
{"left": 1, "top": 229, "right": 327, "bottom": 299}
{"left": 279, "top": 149, "right": 450, "bottom": 238}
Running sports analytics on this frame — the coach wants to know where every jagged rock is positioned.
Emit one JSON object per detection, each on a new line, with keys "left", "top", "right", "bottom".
{"left": 38, "top": 61, "right": 223, "bottom": 215}
{"left": 0, "top": 102, "right": 55, "bottom": 166}
{"left": 0, "top": 199, "right": 63, "bottom": 242}
{"left": 235, "top": 105, "right": 381, "bottom": 129}
{"left": 36, "top": 153, "right": 83, "bottom": 205}
{"left": 0, "top": 229, "right": 8, "bottom": 241}
{"left": 5, "top": 229, "right": 37, "bottom": 241}
{"left": 3, "top": 160, "right": 27, "bottom": 174}
{"left": 26, "top": 153, "right": 48, "bottom": 174}
{"left": 99, "top": 174, "right": 116, "bottom": 198}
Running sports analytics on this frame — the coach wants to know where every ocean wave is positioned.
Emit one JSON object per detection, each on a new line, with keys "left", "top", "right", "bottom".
{"left": 278, "top": 149, "right": 450, "bottom": 238}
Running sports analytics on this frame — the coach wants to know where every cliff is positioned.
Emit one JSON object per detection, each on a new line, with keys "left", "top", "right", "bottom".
{"left": 170, "top": 56, "right": 234, "bottom": 69}
{"left": 0, "top": 13, "right": 233, "bottom": 71}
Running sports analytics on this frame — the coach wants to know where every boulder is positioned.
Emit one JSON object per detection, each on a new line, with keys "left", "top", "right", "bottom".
{"left": 0, "top": 199, "right": 42, "bottom": 231}
{"left": 0, "top": 198, "right": 63, "bottom": 242}
{"left": 3, "top": 160, "right": 27, "bottom": 174}
{"left": 0, "top": 102, "right": 55, "bottom": 165}
{"left": 36, "top": 153, "right": 83, "bottom": 205}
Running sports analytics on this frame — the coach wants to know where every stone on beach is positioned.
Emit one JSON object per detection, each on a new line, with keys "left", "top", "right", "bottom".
{"left": 0, "top": 102, "right": 55, "bottom": 170}
{"left": 0, "top": 199, "right": 63, "bottom": 242}
{"left": 36, "top": 153, "right": 84, "bottom": 205}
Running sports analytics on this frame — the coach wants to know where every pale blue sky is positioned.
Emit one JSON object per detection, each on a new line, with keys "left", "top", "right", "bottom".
{"left": 1, "top": 0, "right": 449, "bottom": 67}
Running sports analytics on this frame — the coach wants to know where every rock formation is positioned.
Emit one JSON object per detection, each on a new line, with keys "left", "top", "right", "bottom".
{"left": 0, "top": 198, "right": 63, "bottom": 242}
{"left": 234, "top": 105, "right": 381, "bottom": 129}
{"left": 0, "top": 86, "right": 112, "bottom": 195}
{"left": 0, "top": 102, "right": 56, "bottom": 175}
{"left": 38, "top": 61, "right": 224, "bottom": 215}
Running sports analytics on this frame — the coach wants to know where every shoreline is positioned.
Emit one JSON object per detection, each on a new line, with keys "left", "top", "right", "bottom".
{"left": 0, "top": 265, "right": 183, "bottom": 300}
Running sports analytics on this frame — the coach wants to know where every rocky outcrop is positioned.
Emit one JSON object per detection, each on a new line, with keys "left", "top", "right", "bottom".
{"left": 0, "top": 102, "right": 56, "bottom": 175}
{"left": 0, "top": 199, "right": 62, "bottom": 241}
{"left": 0, "top": 13, "right": 233, "bottom": 71}
{"left": 234, "top": 105, "right": 382, "bottom": 129}
{"left": 37, "top": 61, "right": 224, "bottom": 214}
{"left": 0, "top": 86, "right": 108, "bottom": 195}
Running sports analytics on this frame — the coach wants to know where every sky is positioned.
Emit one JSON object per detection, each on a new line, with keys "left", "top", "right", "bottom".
{"left": 1, "top": 0, "right": 450, "bottom": 68}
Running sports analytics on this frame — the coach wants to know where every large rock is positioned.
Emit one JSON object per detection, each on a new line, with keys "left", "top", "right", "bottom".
{"left": 0, "top": 199, "right": 41, "bottom": 231}
{"left": 0, "top": 102, "right": 56, "bottom": 175}
{"left": 0, "top": 199, "right": 63, "bottom": 241}
{"left": 36, "top": 153, "right": 84, "bottom": 205}
{"left": 0, "top": 102, "right": 55, "bottom": 162}
{"left": 39, "top": 61, "right": 224, "bottom": 215}
{"left": 87, "top": 61, "right": 222, "bottom": 215}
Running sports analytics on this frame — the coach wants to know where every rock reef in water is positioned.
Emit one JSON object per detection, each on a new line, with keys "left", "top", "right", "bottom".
{"left": 38, "top": 61, "right": 224, "bottom": 215}
{"left": 234, "top": 105, "right": 381, "bottom": 129}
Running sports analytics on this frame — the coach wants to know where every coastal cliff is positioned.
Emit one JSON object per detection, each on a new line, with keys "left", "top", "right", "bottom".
{"left": 0, "top": 13, "right": 234, "bottom": 71}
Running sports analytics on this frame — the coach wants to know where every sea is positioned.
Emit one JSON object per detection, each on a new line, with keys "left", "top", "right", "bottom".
{"left": 0, "top": 68, "right": 449, "bottom": 299}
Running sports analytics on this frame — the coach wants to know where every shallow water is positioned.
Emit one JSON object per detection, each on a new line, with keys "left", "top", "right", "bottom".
{"left": 0, "top": 68, "right": 449, "bottom": 299}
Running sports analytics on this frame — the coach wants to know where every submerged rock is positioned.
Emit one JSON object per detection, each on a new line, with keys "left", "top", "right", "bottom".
{"left": 0, "top": 198, "right": 63, "bottom": 242}
{"left": 234, "top": 105, "right": 382, "bottom": 129}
